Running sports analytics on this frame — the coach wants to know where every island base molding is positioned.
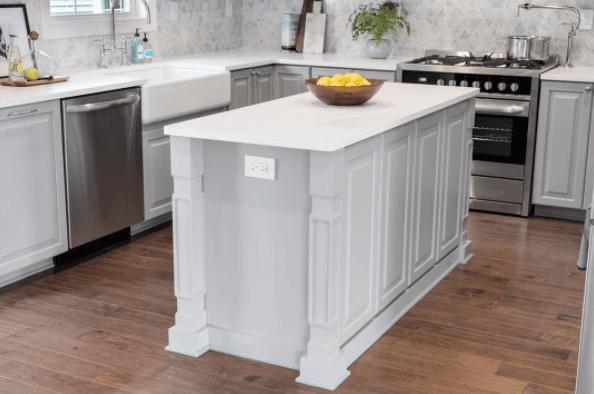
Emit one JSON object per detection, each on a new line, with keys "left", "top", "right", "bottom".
{"left": 166, "top": 98, "right": 475, "bottom": 391}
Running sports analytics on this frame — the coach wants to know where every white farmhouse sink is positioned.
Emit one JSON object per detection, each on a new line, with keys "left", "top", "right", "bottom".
{"left": 110, "top": 66, "right": 231, "bottom": 125}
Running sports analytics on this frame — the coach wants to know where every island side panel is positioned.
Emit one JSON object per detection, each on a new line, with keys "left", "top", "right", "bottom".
{"left": 166, "top": 136, "right": 209, "bottom": 357}
{"left": 203, "top": 141, "right": 311, "bottom": 368}
{"left": 460, "top": 97, "right": 476, "bottom": 264}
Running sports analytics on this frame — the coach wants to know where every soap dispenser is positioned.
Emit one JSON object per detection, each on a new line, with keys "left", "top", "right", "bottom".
{"left": 131, "top": 28, "right": 144, "bottom": 64}
{"left": 142, "top": 33, "right": 153, "bottom": 63}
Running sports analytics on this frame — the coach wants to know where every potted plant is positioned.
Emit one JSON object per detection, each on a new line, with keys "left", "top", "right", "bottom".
{"left": 348, "top": 2, "right": 411, "bottom": 59}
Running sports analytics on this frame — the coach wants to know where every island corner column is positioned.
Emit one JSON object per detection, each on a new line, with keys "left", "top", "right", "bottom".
{"left": 296, "top": 148, "right": 351, "bottom": 390}
{"left": 166, "top": 136, "right": 210, "bottom": 358}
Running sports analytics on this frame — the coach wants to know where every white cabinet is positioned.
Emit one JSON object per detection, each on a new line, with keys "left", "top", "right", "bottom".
{"left": 142, "top": 126, "right": 174, "bottom": 221}
{"left": 533, "top": 81, "right": 594, "bottom": 210}
{"left": 274, "top": 65, "right": 310, "bottom": 99}
{"left": 0, "top": 101, "right": 67, "bottom": 284}
{"left": 376, "top": 123, "right": 415, "bottom": 311}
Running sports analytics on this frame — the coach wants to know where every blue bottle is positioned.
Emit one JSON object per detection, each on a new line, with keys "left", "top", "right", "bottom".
{"left": 131, "top": 28, "right": 144, "bottom": 64}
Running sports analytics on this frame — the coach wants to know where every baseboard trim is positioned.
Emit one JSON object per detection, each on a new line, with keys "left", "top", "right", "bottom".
{"left": 0, "top": 258, "right": 55, "bottom": 290}
{"left": 533, "top": 205, "right": 586, "bottom": 222}
{"left": 130, "top": 213, "right": 172, "bottom": 236}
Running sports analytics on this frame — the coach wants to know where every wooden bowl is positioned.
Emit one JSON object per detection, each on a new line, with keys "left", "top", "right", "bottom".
{"left": 305, "top": 77, "right": 384, "bottom": 106}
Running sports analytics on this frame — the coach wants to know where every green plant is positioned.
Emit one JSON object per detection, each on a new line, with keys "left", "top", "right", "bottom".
{"left": 348, "top": 2, "right": 411, "bottom": 45}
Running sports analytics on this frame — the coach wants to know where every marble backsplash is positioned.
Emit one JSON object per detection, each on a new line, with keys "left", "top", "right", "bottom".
{"left": 241, "top": 0, "right": 594, "bottom": 66}
{"left": 0, "top": 0, "right": 243, "bottom": 72}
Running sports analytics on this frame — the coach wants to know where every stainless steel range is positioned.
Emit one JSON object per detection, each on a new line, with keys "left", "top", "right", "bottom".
{"left": 397, "top": 50, "right": 559, "bottom": 217}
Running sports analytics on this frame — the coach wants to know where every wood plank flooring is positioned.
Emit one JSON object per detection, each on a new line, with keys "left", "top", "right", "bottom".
{"left": 0, "top": 211, "right": 584, "bottom": 393}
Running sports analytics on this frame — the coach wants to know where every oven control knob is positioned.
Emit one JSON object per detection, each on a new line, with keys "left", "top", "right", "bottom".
{"left": 448, "top": 80, "right": 457, "bottom": 87}
{"left": 437, "top": 79, "right": 445, "bottom": 86}
{"left": 484, "top": 81, "right": 493, "bottom": 91}
{"left": 460, "top": 80, "right": 469, "bottom": 87}
{"left": 472, "top": 81, "right": 481, "bottom": 88}
{"left": 498, "top": 82, "right": 507, "bottom": 92}
{"left": 510, "top": 82, "right": 520, "bottom": 92}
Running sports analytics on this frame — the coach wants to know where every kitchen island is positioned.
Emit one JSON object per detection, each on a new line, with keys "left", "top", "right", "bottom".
{"left": 164, "top": 83, "right": 478, "bottom": 390}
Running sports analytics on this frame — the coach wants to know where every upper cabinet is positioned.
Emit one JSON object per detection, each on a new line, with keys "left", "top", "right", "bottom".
{"left": 533, "top": 81, "right": 594, "bottom": 210}
{"left": 274, "top": 65, "right": 311, "bottom": 99}
{"left": 0, "top": 101, "right": 68, "bottom": 283}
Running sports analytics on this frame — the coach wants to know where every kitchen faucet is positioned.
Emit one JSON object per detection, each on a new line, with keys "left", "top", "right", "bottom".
{"left": 96, "top": 0, "right": 151, "bottom": 68}
{"left": 517, "top": 3, "right": 581, "bottom": 67}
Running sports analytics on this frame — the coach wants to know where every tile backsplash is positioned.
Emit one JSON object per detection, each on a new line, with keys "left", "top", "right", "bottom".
{"left": 241, "top": 0, "right": 594, "bottom": 66}
{"left": 0, "top": 0, "right": 243, "bottom": 72}
{"left": 3, "top": 0, "right": 594, "bottom": 73}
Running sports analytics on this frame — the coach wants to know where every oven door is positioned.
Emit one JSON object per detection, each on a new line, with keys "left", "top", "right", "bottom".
{"left": 473, "top": 98, "right": 530, "bottom": 166}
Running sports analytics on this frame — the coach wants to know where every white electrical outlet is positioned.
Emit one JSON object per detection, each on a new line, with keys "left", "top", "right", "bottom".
{"left": 170, "top": 1, "right": 179, "bottom": 21}
{"left": 245, "top": 155, "right": 276, "bottom": 180}
{"left": 580, "top": 9, "right": 594, "bottom": 30}
{"left": 226, "top": 0, "right": 233, "bottom": 18}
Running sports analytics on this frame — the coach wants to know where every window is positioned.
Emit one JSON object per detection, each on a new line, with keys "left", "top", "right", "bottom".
{"left": 41, "top": 0, "right": 157, "bottom": 39}
{"left": 50, "top": 0, "right": 131, "bottom": 17}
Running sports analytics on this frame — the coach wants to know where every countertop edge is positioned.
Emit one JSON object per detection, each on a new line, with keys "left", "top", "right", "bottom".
{"left": 165, "top": 90, "right": 479, "bottom": 152}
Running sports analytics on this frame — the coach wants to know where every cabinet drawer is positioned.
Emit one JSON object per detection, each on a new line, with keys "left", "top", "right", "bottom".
{"left": 470, "top": 176, "right": 523, "bottom": 204}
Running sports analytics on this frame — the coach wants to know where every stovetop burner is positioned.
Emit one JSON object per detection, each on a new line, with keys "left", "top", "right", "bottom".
{"left": 410, "top": 54, "right": 547, "bottom": 70}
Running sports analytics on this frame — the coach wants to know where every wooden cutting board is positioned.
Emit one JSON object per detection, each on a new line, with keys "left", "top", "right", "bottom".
{"left": 295, "top": 0, "right": 319, "bottom": 53}
{"left": 0, "top": 76, "right": 69, "bottom": 87}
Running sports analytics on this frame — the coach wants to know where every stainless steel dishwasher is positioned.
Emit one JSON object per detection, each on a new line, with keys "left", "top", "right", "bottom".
{"left": 62, "top": 88, "right": 143, "bottom": 249}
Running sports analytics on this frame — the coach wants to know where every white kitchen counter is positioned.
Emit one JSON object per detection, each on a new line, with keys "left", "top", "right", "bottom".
{"left": 0, "top": 72, "right": 148, "bottom": 109}
{"left": 542, "top": 66, "right": 594, "bottom": 83}
{"left": 0, "top": 49, "right": 412, "bottom": 110}
{"left": 168, "top": 49, "right": 412, "bottom": 72}
{"left": 166, "top": 83, "right": 479, "bottom": 151}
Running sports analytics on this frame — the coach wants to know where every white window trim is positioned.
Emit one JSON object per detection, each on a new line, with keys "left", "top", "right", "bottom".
{"left": 41, "top": 0, "right": 158, "bottom": 40}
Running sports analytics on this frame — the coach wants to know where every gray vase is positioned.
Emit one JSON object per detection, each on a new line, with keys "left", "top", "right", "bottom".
{"left": 366, "top": 39, "right": 392, "bottom": 59}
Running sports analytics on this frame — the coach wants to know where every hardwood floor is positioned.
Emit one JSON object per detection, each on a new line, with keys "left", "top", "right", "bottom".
{"left": 0, "top": 212, "right": 584, "bottom": 393}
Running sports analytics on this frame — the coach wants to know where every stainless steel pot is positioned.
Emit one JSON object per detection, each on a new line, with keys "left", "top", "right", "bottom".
{"left": 529, "top": 36, "right": 552, "bottom": 61}
{"left": 505, "top": 36, "right": 552, "bottom": 60}
{"left": 506, "top": 36, "right": 531, "bottom": 60}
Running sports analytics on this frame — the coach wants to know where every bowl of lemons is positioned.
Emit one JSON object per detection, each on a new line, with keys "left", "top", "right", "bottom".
{"left": 305, "top": 73, "right": 384, "bottom": 106}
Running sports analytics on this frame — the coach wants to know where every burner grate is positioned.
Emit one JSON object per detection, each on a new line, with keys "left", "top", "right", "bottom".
{"left": 410, "top": 54, "right": 547, "bottom": 70}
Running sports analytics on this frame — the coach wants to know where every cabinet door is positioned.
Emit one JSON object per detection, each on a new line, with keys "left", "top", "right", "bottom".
{"left": 254, "top": 66, "right": 274, "bottom": 105}
{"left": 340, "top": 136, "right": 381, "bottom": 342}
{"left": 0, "top": 101, "right": 67, "bottom": 281}
{"left": 352, "top": 69, "right": 396, "bottom": 82}
{"left": 409, "top": 112, "right": 442, "bottom": 285}
{"left": 377, "top": 124, "right": 415, "bottom": 311}
{"left": 274, "top": 65, "right": 311, "bottom": 99}
{"left": 229, "top": 68, "right": 254, "bottom": 110}
{"left": 533, "top": 81, "right": 593, "bottom": 209}
{"left": 311, "top": 67, "right": 351, "bottom": 78}
{"left": 438, "top": 103, "right": 467, "bottom": 258}
{"left": 143, "top": 126, "right": 174, "bottom": 221}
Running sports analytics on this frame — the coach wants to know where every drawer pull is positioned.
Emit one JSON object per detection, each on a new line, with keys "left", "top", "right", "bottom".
{"left": 7, "top": 108, "right": 38, "bottom": 117}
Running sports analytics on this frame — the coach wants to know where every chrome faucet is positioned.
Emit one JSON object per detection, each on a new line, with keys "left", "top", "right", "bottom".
{"left": 97, "top": 0, "right": 151, "bottom": 68}
{"left": 517, "top": 3, "right": 581, "bottom": 67}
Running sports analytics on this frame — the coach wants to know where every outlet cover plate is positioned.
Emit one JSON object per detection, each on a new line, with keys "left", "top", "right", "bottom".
{"left": 580, "top": 9, "right": 593, "bottom": 30}
{"left": 226, "top": 0, "right": 233, "bottom": 17}
{"left": 170, "top": 1, "right": 179, "bottom": 21}
{"left": 245, "top": 155, "right": 276, "bottom": 180}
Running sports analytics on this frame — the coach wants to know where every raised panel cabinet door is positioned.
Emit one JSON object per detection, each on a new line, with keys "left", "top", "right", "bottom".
{"left": 143, "top": 127, "right": 174, "bottom": 221}
{"left": 352, "top": 69, "right": 397, "bottom": 82}
{"left": 438, "top": 103, "right": 467, "bottom": 258}
{"left": 409, "top": 112, "right": 442, "bottom": 285}
{"left": 0, "top": 101, "right": 68, "bottom": 279}
{"left": 311, "top": 67, "right": 351, "bottom": 78}
{"left": 340, "top": 136, "right": 381, "bottom": 342}
{"left": 533, "top": 81, "right": 593, "bottom": 209}
{"left": 254, "top": 66, "right": 274, "bottom": 105}
{"left": 229, "top": 68, "right": 254, "bottom": 110}
{"left": 377, "top": 123, "right": 415, "bottom": 311}
{"left": 274, "top": 65, "right": 311, "bottom": 99}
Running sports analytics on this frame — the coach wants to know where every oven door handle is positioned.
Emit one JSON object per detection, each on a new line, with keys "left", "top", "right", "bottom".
{"left": 475, "top": 98, "right": 529, "bottom": 117}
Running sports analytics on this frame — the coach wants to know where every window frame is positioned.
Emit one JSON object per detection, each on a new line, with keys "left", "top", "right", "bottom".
{"left": 41, "top": 0, "right": 157, "bottom": 40}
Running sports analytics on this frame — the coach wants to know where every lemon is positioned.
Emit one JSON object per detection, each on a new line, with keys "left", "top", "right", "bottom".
{"left": 25, "top": 68, "right": 39, "bottom": 81}
{"left": 344, "top": 82, "right": 357, "bottom": 87}
{"left": 329, "top": 81, "right": 342, "bottom": 87}
{"left": 16, "top": 63, "right": 23, "bottom": 73}
{"left": 317, "top": 76, "right": 332, "bottom": 86}
{"left": 361, "top": 78, "right": 372, "bottom": 86}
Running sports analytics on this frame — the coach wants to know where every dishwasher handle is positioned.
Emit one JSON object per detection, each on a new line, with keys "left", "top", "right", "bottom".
{"left": 66, "top": 94, "right": 139, "bottom": 114}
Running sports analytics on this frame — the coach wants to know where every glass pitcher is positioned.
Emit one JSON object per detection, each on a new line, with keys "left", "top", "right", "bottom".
{"left": 7, "top": 35, "right": 25, "bottom": 82}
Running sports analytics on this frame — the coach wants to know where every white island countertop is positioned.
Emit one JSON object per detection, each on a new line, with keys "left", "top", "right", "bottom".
{"left": 166, "top": 83, "right": 479, "bottom": 152}
{"left": 541, "top": 66, "right": 594, "bottom": 83}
